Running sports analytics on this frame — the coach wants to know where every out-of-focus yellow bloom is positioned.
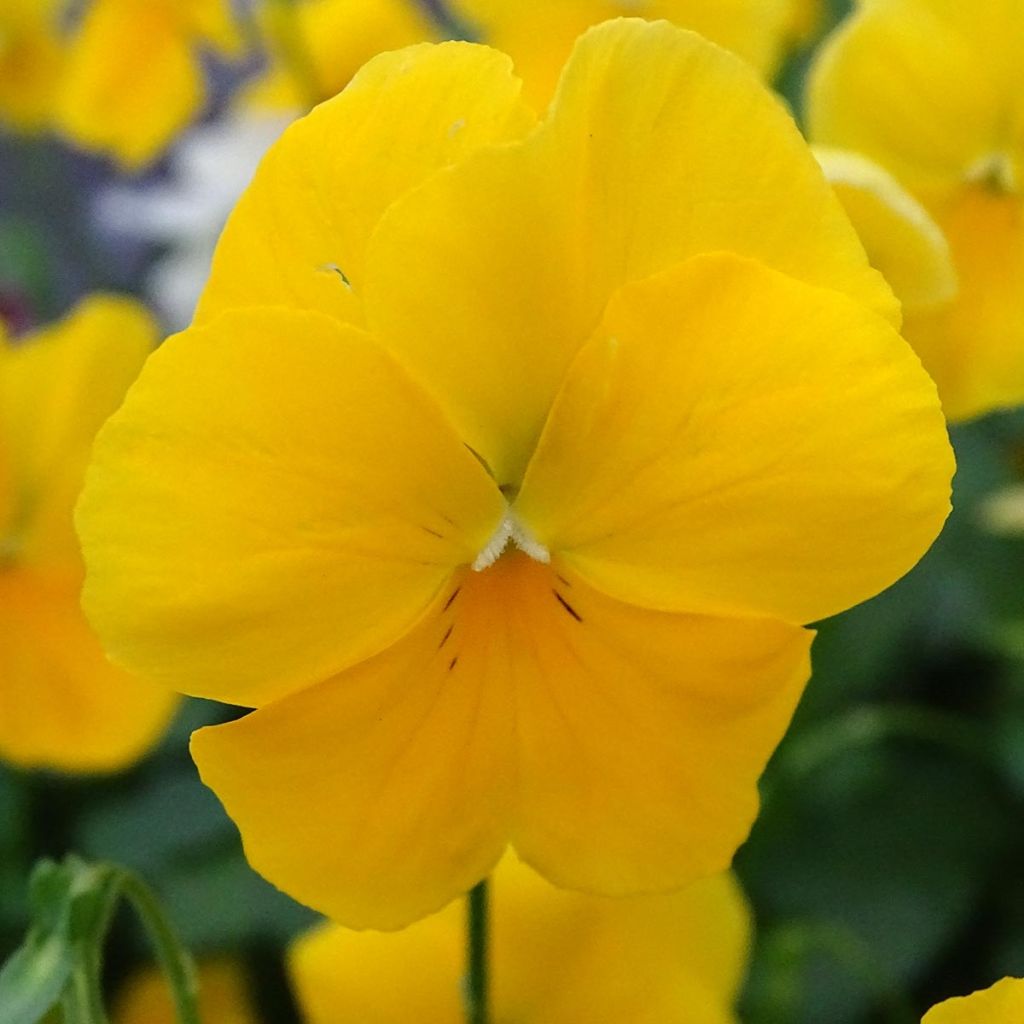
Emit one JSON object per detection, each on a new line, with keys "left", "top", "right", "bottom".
{"left": 451, "top": 0, "right": 806, "bottom": 106}
{"left": 54, "top": 0, "right": 242, "bottom": 169}
{"left": 814, "top": 147, "right": 958, "bottom": 316}
{"left": 114, "top": 959, "right": 256, "bottom": 1024}
{"left": 0, "top": 297, "right": 175, "bottom": 773}
{"left": 808, "top": 0, "right": 1024, "bottom": 422}
{"left": 292, "top": 860, "right": 749, "bottom": 1023}
{"left": 923, "top": 978, "right": 1024, "bottom": 1022}
{"left": 786, "top": 0, "right": 823, "bottom": 46}
{"left": 244, "top": 0, "right": 438, "bottom": 111}
{"left": 78, "top": 21, "right": 953, "bottom": 930}
{"left": 0, "top": 0, "right": 65, "bottom": 131}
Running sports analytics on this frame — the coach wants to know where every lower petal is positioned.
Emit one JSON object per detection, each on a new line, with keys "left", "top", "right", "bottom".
{"left": 505, "top": 557, "right": 811, "bottom": 895}
{"left": 191, "top": 577, "right": 518, "bottom": 931}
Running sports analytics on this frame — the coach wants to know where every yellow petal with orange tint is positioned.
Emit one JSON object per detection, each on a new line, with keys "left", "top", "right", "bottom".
{"left": 904, "top": 186, "right": 1024, "bottom": 422}
{"left": 0, "top": 566, "right": 176, "bottom": 773}
{"left": 114, "top": 959, "right": 257, "bottom": 1024}
{"left": 365, "top": 18, "right": 897, "bottom": 485}
{"left": 191, "top": 572, "right": 517, "bottom": 931}
{"left": 923, "top": 978, "right": 1024, "bottom": 1024}
{"left": 198, "top": 42, "right": 534, "bottom": 328}
{"left": 502, "top": 556, "right": 810, "bottom": 897}
{"left": 516, "top": 254, "right": 952, "bottom": 625}
{"left": 194, "top": 551, "right": 808, "bottom": 928}
{"left": 78, "top": 309, "right": 504, "bottom": 710}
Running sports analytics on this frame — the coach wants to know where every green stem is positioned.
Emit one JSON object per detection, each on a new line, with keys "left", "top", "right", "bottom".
{"left": 465, "top": 879, "right": 490, "bottom": 1024}
{"left": 118, "top": 872, "right": 200, "bottom": 1024}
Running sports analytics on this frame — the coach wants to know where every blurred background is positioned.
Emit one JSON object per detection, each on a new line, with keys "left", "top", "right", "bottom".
{"left": 3, "top": 0, "right": 1024, "bottom": 1021}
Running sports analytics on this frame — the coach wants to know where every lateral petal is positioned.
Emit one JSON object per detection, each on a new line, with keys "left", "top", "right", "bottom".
{"left": 77, "top": 309, "right": 504, "bottom": 708}
{"left": 516, "top": 253, "right": 953, "bottom": 624}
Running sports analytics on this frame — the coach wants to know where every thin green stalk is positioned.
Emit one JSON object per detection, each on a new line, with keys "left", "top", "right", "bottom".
{"left": 465, "top": 879, "right": 490, "bottom": 1024}
{"left": 118, "top": 872, "right": 200, "bottom": 1024}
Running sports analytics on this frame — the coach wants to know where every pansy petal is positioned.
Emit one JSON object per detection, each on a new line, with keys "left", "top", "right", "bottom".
{"left": 365, "top": 18, "right": 897, "bottom": 485}
{"left": 0, "top": 568, "right": 177, "bottom": 772}
{"left": 197, "top": 42, "right": 534, "bottom": 328}
{"left": 905, "top": 187, "right": 1024, "bottom": 422}
{"left": 289, "top": 859, "right": 749, "bottom": 1023}
{"left": 55, "top": 0, "right": 203, "bottom": 169}
{"left": 815, "top": 146, "right": 957, "bottom": 312}
{"left": 77, "top": 309, "right": 504, "bottom": 708}
{"left": 516, "top": 254, "right": 952, "bottom": 625}
{"left": 1, "top": 296, "right": 156, "bottom": 571}
{"left": 807, "top": 0, "right": 1022, "bottom": 196}
{"left": 923, "top": 978, "right": 1024, "bottom": 1024}
{"left": 191, "top": 575, "right": 518, "bottom": 931}
{"left": 502, "top": 555, "right": 810, "bottom": 896}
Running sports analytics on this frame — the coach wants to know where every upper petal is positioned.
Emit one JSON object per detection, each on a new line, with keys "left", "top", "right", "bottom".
{"left": 807, "top": 0, "right": 1024, "bottom": 196}
{"left": 365, "top": 18, "right": 897, "bottom": 485}
{"left": 197, "top": 41, "right": 535, "bottom": 328}
{"left": 77, "top": 308, "right": 504, "bottom": 708}
{"left": 923, "top": 978, "right": 1024, "bottom": 1024}
{"left": 515, "top": 253, "right": 953, "bottom": 625}
{"left": 451, "top": 0, "right": 797, "bottom": 107}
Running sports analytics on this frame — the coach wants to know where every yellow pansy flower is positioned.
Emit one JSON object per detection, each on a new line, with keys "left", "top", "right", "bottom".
{"left": 923, "top": 978, "right": 1024, "bottom": 1022}
{"left": 0, "top": 297, "right": 176, "bottom": 773}
{"left": 451, "top": 0, "right": 806, "bottom": 107}
{"left": 77, "top": 21, "right": 953, "bottom": 929}
{"left": 291, "top": 859, "right": 749, "bottom": 1024}
{"left": 114, "top": 959, "right": 256, "bottom": 1024}
{"left": 54, "top": 0, "right": 241, "bottom": 170}
{"left": 0, "top": 0, "right": 65, "bottom": 131}
{"left": 814, "top": 146, "right": 958, "bottom": 316}
{"left": 244, "top": 0, "right": 438, "bottom": 111}
{"left": 808, "top": 0, "right": 1024, "bottom": 422}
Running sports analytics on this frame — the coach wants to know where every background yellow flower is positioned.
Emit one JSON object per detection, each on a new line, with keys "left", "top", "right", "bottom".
{"left": 291, "top": 860, "right": 750, "bottom": 1024}
{"left": 808, "top": 0, "right": 1024, "bottom": 421}
{"left": 0, "top": 297, "right": 176, "bottom": 773}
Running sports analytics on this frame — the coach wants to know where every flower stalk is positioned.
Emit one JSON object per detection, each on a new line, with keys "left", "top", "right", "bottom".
{"left": 465, "top": 879, "right": 490, "bottom": 1024}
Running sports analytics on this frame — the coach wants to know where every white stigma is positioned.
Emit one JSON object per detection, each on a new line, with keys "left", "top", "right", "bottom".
{"left": 472, "top": 507, "right": 550, "bottom": 572}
